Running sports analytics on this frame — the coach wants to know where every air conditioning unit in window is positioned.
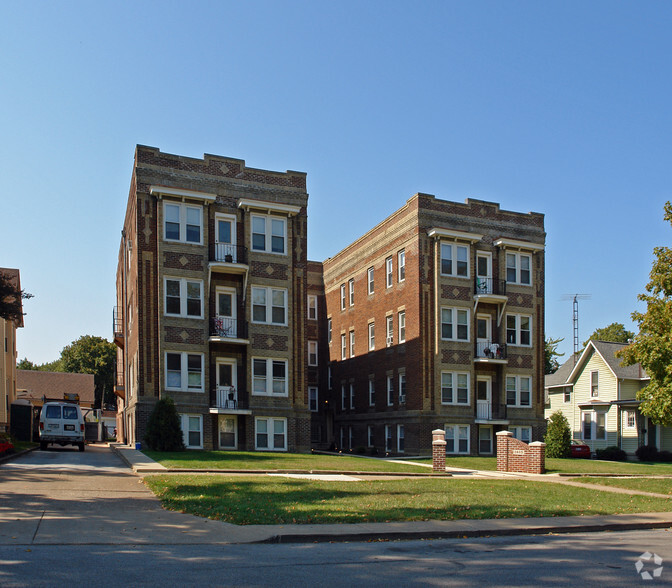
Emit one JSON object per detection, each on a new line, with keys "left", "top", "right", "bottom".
{"left": 399, "top": 394, "right": 406, "bottom": 404}
{"left": 386, "top": 336, "right": 393, "bottom": 347}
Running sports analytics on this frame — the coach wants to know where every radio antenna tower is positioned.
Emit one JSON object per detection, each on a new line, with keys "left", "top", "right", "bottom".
{"left": 562, "top": 294, "right": 592, "bottom": 364}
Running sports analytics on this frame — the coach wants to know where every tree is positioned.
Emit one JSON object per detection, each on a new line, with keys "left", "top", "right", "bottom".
{"left": 544, "top": 411, "right": 572, "bottom": 458}
{"left": 60, "top": 335, "right": 116, "bottom": 409}
{"left": 0, "top": 271, "right": 33, "bottom": 323}
{"left": 144, "top": 398, "right": 185, "bottom": 452}
{"left": 618, "top": 201, "right": 672, "bottom": 426}
{"left": 544, "top": 336, "right": 565, "bottom": 375}
{"left": 16, "top": 357, "right": 37, "bottom": 370}
{"left": 582, "top": 322, "right": 634, "bottom": 347}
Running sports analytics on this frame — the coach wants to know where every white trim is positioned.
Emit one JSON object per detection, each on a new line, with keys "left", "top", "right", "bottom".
{"left": 493, "top": 237, "right": 545, "bottom": 252}
{"left": 238, "top": 198, "right": 301, "bottom": 216}
{"left": 255, "top": 417, "right": 288, "bottom": 451}
{"left": 445, "top": 424, "right": 471, "bottom": 454}
{"left": 151, "top": 185, "right": 216, "bottom": 202}
{"left": 180, "top": 413, "right": 204, "bottom": 449}
{"left": 251, "top": 357, "right": 288, "bottom": 397}
{"left": 428, "top": 228, "right": 483, "bottom": 242}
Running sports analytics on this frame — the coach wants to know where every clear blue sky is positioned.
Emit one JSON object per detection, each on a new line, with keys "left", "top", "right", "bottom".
{"left": 2, "top": 0, "right": 671, "bottom": 364}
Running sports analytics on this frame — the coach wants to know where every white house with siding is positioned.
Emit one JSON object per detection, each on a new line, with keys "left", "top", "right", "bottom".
{"left": 545, "top": 340, "right": 672, "bottom": 456}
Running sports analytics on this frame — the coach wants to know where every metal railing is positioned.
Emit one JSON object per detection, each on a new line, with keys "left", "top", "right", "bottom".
{"left": 210, "top": 316, "right": 248, "bottom": 339}
{"left": 474, "top": 278, "right": 507, "bottom": 296}
{"left": 211, "top": 243, "right": 248, "bottom": 265}
{"left": 475, "top": 341, "right": 507, "bottom": 359}
{"left": 113, "top": 307, "right": 123, "bottom": 339}
{"left": 213, "top": 386, "right": 245, "bottom": 409}
{"left": 476, "top": 402, "right": 507, "bottom": 420}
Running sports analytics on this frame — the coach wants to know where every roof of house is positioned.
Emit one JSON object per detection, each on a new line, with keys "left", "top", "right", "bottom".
{"left": 0, "top": 267, "right": 23, "bottom": 328}
{"left": 544, "top": 355, "right": 576, "bottom": 388}
{"left": 16, "top": 370, "right": 96, "bottom": 406}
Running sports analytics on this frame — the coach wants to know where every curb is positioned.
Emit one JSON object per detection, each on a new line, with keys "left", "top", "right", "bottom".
{"left": 0, "top": 445, "right": 39, "bottom": 465}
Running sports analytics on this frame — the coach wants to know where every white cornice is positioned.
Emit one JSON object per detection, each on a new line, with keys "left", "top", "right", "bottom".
{"left": 150, "top": 185, "right": 217, "bottom": 203}
{"left": 238, "top": 198, "right": 301, "bottom": 216}
{"left": 427, "top": 228, "right": 483, "bottom": 243}
{"left": 493, "top": 237, "right": 545, "bottom": 252}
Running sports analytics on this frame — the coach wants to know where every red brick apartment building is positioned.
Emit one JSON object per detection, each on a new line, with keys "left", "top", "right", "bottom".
{"left": 115, "top": 147, "right": 546, "bottom": 455}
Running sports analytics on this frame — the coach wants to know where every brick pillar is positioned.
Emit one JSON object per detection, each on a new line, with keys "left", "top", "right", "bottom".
{"left": 529, "top": 441, "right": 546, "bottom": 474}
{"left": 432, "top": 429, "right": 446, "bottom": 472}
{"left": 496, "top": 430, "right": 512, "bottom": 472}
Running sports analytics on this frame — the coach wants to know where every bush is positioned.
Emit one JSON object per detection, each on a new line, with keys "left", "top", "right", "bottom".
{"left": 635, "top": 445, "right": 659, "bottom": 462}
{"left": 144, "top": 397, "right": 185, "bottom": 452}
{"left": 594, "top": 446, "right": 627, "bottom": 461}
{"left": 544, "top": 411, "right": 572, "bottom": 458}
{"left": 656, "top": 450, "right": 672, "bottom": 463}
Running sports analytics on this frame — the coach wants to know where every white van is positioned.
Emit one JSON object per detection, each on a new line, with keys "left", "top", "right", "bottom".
{"left": 39, "top": 402, "right": 85, "bottom": 451}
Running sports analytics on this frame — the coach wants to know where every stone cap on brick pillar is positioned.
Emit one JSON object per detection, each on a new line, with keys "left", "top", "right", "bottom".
{"left": 432, "top": 429, "right": 447, "bottom": 444}
{"left": 529, "top": 442, "right": 546, "bottom": 447}
{"left": 496, "top": 431, "right": 513, "bottom": 437}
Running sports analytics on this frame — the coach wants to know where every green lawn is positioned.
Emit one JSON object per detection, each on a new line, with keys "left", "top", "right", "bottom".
{"left": 142, "top": 450, "right": 430, "bottom": 473}
{"left": 574, "top": 477, "right": 672, "bottom": 496}
{"left": 144, "top": 475, "right": 672, "bottom": 525}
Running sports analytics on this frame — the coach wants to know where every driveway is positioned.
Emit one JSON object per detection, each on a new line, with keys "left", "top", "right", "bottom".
{"left": 0, "top": 445, "right": 260, "bottom": 545}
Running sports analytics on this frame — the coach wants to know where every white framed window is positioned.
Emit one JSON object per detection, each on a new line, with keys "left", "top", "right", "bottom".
{"left": 441, "top": 307, "right": 469, "bottom": 341}
{"left": 251, "top": 214, "right": 286, "bottom": 254}
{"left": 626, "top": 410, "right": 636, "bottom": 429}
{"left": 368, "top": 322, "right": 375, "bottom": 351}
{"left": 387, "top": 375, "right": 394, "bottom": 406}
{"left": 340, "top": 284, "right": 346, "bottom": 310}
{"left": 563, "top": 386, "right": 572, "bottom": 403}
{"left": 397, "top": 424, "right": 405, "bottom": 453}
{"left": 583, "top": 411, "right": 606, "bottom": 440}
{"left": 255, "top": 417, "right": 287, "bottom": 451}
{"left": 367, "top": 425, "right": 374, "bottom": 447}
{"left": 339, "top": 427, "right": 345, "bottom": 449}
{"left": 368, "top": 378, "right": 375, "bottom": 406}
{"left": 307, "top": 295, "right": 317, "bottom": 320}
{"left": 398, "top": 371, "right": 406, "bottom": 404}
{"left": 252, "top": 287, "right": 287, "bottom": 325}
{"left": 164, "top": 278, "right": 203, "bottom": 318}
{"left": 328, "top": 318, "right": 332, "bottom": 344}
{"left": 166, "top": 352, "right": 203, "bottom": 392}
{"left": 219, "top": 415, "right": 237, "bottom": 449}
{"left": 445, "top": 424, "right": 470, "bottom": 454}
{"left": 350, "top": 383, "right": 355, "bottom": 409}
{"left": 506, "top": 314, "right": 531, "bottom": 346}
{"left": 350, "top": 330, "right": 355, "bottom": 358}
{"left": 341, "top": 385, "right": 346, "bottom": 410}
{"left": 398, "top": 311, "right": 406, "bottom": 343}
{"left": 308, "top": 341, "right": 318, "bottom": 366}
{"left": 367, "top": 267, "right": 375, "bottom": 294}
{"left": 511, "top": 426, "right": 532, "bottom": 443}
{"left": 341, "top": 334, "right": 346, "bottom": 360}
{"left": 328, "top": 366, "right": 332, "bottom": 390}
{"left": 348, "top": 426, "right": 353, "bottom": 451}
{"left": 164, "top": 202, "right": 202, "bottom": 244}
{"left": 398, "top": 250, "right": 405, "bottom": 282}
{"left": 309, "top": 387, "right": 318, "bottom": 412}
{"left": 386, "top": 257, "right": 393, "bottom": 288}
{"left": 440, "top": 243, "right": 469, "bottom": 277}
{"left": 348, "top": 278, "right": 355, "bottom": 307}
{"left": 479, "top": 426, "right": 493, "bottom": 454}
{"left": 385, "top": 425, "right": 393, "bottom": 452}
{"left": 591, "top": 371, "right": 599, "bottom": 397}
{"left": 506, "top": 375, "right": 532, "bottom": 407}
{"left": 506, "top": 252, "right": 532, "bottom": 285}
{"left": 386, "top": 315, "right": 394, "bottom": 347}
{"left": 596, "top": 411, "right": 606, "bottom": 440}
{"left": 252, "top": 358, "right": 288, "bottom": 396}
{"left": 441, "top": 372, "right": 470, "bottom": 405}
{"left": 180, "top": 414, "right": 203, "bottom": 449}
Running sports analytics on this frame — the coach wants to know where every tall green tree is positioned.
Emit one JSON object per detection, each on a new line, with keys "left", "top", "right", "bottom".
{"left": 618, "top": 201, "right": 672, "bottom": 426}
{"left": 60, "top": 335, "right": 116, "bottom": 409}
{"left": 583, "top": 322, "right": 634, "bottom": 347}
{"left": 545, "top": 336, "right": 565, "bottom": 374}
{"left": 0, "top": 271, "right": 32, "bottom": 322}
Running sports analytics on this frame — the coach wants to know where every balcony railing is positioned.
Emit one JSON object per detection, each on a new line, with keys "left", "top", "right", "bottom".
{"left": 475, "top": 341, "right": 507, "bottom": 360}
{"left": 210, "top": 316, "right": 248, "bottom": 340}
{"left": 115, "top": 356, "right": 124, "bottom": 388}
{"left": 211, "top": 243, "right": 248, "bottom": 265}
{"left": 474, "top": 278, "right": 507, "bottom": 297}
{"left": 476, "top": 402, "right": 507, "bottom": 420}
{"left": 113, "top": 307, "right": 124, "bottom": 343}
{"left": 213, "top": 386, "right": 246, "bottom": 410}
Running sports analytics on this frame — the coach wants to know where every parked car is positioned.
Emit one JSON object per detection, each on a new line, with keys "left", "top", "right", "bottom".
{"left": 570, "top": 439, "right": 591, "bottom": 458}
{"left": 39, "top": 402, "right": 85, "bottom": 451}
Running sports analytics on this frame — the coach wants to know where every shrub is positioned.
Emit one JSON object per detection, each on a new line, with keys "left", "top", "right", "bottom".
{"left": 594, "top": 446, "right": 627, "bottom": 461}
{"left": 544, "top": 411, "right": 572, "bottom": 458}
{"left": 144, "top": 397, "right": 185, "bottom": 452}
{"left": 354, "top": 446, "right": 367, "bottom": 455}
{"left": 656, "top": 450, "right": 672, "bottom": 463}
{"left": 635, "top": 445, "right": 659, "bottom": 462}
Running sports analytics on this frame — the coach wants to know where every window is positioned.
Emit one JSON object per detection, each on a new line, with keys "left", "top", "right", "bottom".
{"left": 307, "top": 295, "right": 317, "bottom": 320}
{"left": 398, "top": 250, "right": 405, "bottom": 282}
{"left": 348, "top": 279, "right": 355, "bottom": 307}
{"left": 368, "top": 322, "right": 375, "bottom": 351}
{"left": 387, "top": 376, "right": 394, "bottom": 406}
{"left": 252, "top": 358, "right": 288, "bottom": 396}
{"left": 397, "top": 425, "right": 405, "bottom": 453}
{"left": 440, "top": 243, "right": 469, "bottom": 277}
{"left": 367, "top": 425, "right": 374, "bottom": 447}
{"left": 386, "top": 315, "right": 394, "bottom": 347}
{"left": 255, "top": 417, "right": 287, "bottom": 451}
{"left": 398, "top": 311, "right": 406, "bottom": 343}
{"left": 350, "top": 383, "right": 355, "bottom": 409}
{"left": 180, "top": 414, "right": 203, "bottom": 449}
{"left": 506, "top": 252, "right": 532, "bottom": 285}
{"left": 219, "top": 416, "right": 237, "bottom": 449}
{"left": 251, "top": 215, "right": 286, "bottom": 254}
{"left": 386, "top": 257, "right": 393, "bottom": 288}
{"left": 328, "top": 319, "right": 332, "bottom": 344}
{"left": 308, "top": 341, "right": 318, "bottom": 366}
{"left": 596, "top": 412, "right": 606, "bottom": 440}
{"left": 164, "top": 202, "right": 202, "bottom": 244}
{"left": 582, "top": 412, "right": 592, "bottom": 440}
{"left": 441, "top": 372, "right": 470, "bottom": 404}
{"left": 368, "top": 379, "right": 375, "bottom": 406}
{"left": 350, "top": 330, "right": 355, "bottom": 358}
{"left": 563, "top": 386, "right": 572, "bottom": 403}
{"left": 309, "top": 387, "right": 318, "bottom": 412}
{"left": 341, "top": 334, "right": 346, "bottom": 360}
{"left": 385, "top": 425, "right": 393, "bottom": 452}
{"left": 591, "top": 371, "right": 599, "bottom": 397}
{"left": 166, "top": 352, "right": 203, "bottom": 392}
{"left": 340, "top": 284, "right": 346, "bottom": 310}
{"left": 441, "top": 307, "right": 469, "bottom": 341}
{"left": 511, "top": 426, "right": 531, "bottom": 444}
{"left": 626, "top": 410, "right": 636, "bottom": 428}
{"left": 368, "top": 267, "right": 375, "bottom": 294}
{"left": 479, "top": 427, "right": 493, "bottom": 454}
{"left": 252, "top": 287, "right": 287, "bottom": 325}
{"left": 328, "top": 366, "right": 332, "bottom": 390}
{"left": 165, "top": 278, "right": 203, "bottom": 318}
{"left": 398, "top": 372, "right": 406, "bottom": 404}
{"left": 506, "top": 314, "right": 531, "bottom": 346}
{"left": 348, "top": 426, "right": 353, "bottom": 451}
{"left": 506, "top": 375, "right": 532, "bottom": 407}
{"left": 445, "top": 424, "right": 470, "bottom": 454}
{"left": 341, "top": 385, "right": 346, "bottom": 410}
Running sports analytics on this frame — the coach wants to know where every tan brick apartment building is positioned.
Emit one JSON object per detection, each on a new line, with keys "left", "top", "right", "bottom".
{"left": 115, "top": 147, "right": 546, "bottom": 455}
{"left": 1, "top": 268, "right": 23, "bottom": 433}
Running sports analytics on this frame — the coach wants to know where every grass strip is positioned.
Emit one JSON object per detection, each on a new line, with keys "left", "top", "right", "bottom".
{"left": 573, "top": 477, "right": 672, "bottom": 496}
{"left": 144, "top": 475, "right": 672, "bottom": 525}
